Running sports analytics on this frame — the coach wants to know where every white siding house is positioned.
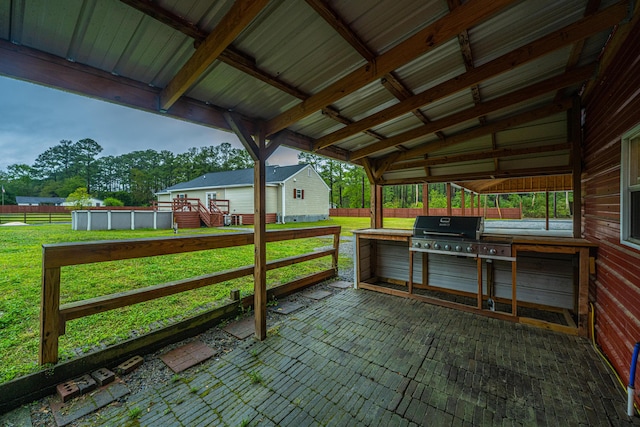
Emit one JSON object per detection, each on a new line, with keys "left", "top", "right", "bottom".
{"left": 156, "top": 164, "right": 329, "bottom": 223}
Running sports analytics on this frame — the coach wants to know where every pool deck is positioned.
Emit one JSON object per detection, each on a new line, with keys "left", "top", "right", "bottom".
{"left": 70, "top": 286, "right": 638, "bottom": 426}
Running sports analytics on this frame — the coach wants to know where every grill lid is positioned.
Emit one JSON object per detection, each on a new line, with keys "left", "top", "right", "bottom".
{"left": 412, "top": 216, "right": 484, "bottom": 240}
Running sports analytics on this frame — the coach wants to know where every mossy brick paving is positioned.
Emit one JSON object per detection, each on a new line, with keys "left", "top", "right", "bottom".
{"left": 58, "top": 288, "right": 640, "bottom": 426}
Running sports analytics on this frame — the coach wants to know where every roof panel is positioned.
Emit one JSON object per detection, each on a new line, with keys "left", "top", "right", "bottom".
{"left": 234, "top": 1, "right": 364, "bottom": 96}
{"left": 334, "top": 0, "right": 448, "bottom": 54}
{"left": 188, "top": 62, "right": 296, "bottom": 117}
{"left": 470, "top": 0, "right": 586, "bottom": 67}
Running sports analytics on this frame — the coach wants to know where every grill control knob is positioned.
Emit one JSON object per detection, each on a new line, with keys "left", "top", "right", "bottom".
{"left": 489, "top": 248, "right": 497, "bottom": 255}
{"left": 444, "top": 244, "right": 451, "bottom": 251}
{"left": 433, "top": 243, "right": 441, "bottom": 250}
{"left": 414, "top": 242, "right": 421, "bottom": 248}
{"left": 424, "top": 243, "right": 431, "bottom": 249}
{"left": 455, "top": 245, "right": 462, "bottom": 252}
{"left": 466, "top": 246, "right": 474, "bottom": 253}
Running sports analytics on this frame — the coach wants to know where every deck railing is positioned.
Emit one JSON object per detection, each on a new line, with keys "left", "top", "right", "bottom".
{"left": 39, "top": 226, "right": 341, "bottom": 364}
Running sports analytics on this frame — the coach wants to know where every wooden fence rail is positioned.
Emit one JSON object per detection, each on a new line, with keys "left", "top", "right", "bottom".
{"left": 40, "top": 226, "right": 341, "bottom": 364}
{"left": 0, "top": 212, "right": 72, "bottom": 224}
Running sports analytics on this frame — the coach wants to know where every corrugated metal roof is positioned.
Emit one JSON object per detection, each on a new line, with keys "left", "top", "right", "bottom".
{"left": 0, "top": 0, "right": 626, "bottom": 186}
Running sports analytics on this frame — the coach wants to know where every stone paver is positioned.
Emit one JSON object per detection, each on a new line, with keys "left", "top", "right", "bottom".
{"left": 76, "top": 288, "right": 640, "bottom": 426}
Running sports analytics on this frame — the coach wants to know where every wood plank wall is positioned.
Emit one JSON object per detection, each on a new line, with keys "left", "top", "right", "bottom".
{"left": 583, "top": 20, "right": 640, "bottom": 379}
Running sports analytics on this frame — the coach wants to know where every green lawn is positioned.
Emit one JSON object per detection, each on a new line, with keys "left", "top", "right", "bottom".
{"left": 0, "top": 220, "right": 355, "bottom": 383}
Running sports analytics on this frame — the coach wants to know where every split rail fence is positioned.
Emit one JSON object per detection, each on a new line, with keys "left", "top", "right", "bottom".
{"left": 39, "top": 226, "right": 341, "bottom": 364}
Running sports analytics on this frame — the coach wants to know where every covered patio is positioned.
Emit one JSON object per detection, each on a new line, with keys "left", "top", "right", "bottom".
{"left": 3, "top": 0, "right": 640, "bottom": 422}
{"left": 58, "top": 286, "right": 637, "bottom": 426}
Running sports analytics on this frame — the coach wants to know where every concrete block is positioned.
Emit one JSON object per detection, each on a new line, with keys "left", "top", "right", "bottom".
{"left": 56, "top": 380, "right": 80, "bottom": 402}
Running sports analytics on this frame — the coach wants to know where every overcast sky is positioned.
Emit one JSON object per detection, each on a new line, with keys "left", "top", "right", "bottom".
{"left": 0, "top": 77, "right": 300, "bottom": 171}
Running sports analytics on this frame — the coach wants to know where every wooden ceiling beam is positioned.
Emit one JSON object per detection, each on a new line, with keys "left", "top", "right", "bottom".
{"left": 322, "top": 107, "right": 385, "bottom": 140}
{"left": 159, "top": 0, "right": 270, "bottom": 111}
{"left": 583, "top": 0, "right": 640, "bottom": 101}
{"left": 121, "top": 0, "right": 308, "bottom": 100}
{"left": 265, "top": 0, "right": 516, "bottom": 136}
{"left": 308, "top": 0, "right": 439, "bottom": 143}
{"left": 0, "top": 38, "right": 248, "bottom": 133}
{"left": 350, "top": 64, "right": 594, "bottom": 160}
{"left": 312, "top": 1, "right": 627, "bottom": 150}
{"left": 224, "top": 112, "right": 259, "bottom": 161}
{"left": 381, "top": 165, "right": 573, "bottom": 186}
{"left": 395, "top": 99, "right": 573, "bottom": 162}
{"left": 388, "top": 143, "right": 571, "bottom": 171}
{"left": 305, "top": 0, "right": 375, "bottom": 62}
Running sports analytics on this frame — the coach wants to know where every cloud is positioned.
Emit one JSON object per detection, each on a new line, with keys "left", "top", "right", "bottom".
{"left": 0, "top": 77, "right": 301, "bottom": 170}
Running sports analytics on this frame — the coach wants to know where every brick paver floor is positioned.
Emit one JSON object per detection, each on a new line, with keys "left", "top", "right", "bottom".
{"left": 77, "top": 289, "right": 640, "bottom": 426}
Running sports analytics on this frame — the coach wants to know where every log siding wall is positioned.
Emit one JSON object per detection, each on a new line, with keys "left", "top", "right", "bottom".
{"left": 583, "top": 20, "right": 640, "bottom": 382}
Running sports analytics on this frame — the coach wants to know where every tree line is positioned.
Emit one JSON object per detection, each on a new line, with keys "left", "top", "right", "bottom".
{"left": 0, "top": 139, "right": 253, "bottom": 205}
{"left": 1, "top": 138, "right": 572, "bottom": 218}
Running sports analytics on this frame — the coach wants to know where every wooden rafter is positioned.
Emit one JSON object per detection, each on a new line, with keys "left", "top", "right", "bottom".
{"left": 309, "top": 0, "right": 440, "bottom": 145}
{"left": 554, "top": 0, "right": 601, "bottom": 102}
{"left": 583, "top": 0, "right": 640, "bottom": 101}
{"left": 387, "top": 143, "right": 571, "bottom": 171}
{"left": 224, "top": 112, "right": 259, "bottom": 160}
{"left": 159, "top": 0, "right": 270, "bottom": 111}
{"left": 264, "top": 0, "right": 516, "bottom": 136}
{"left": 121, "top": 0, "right": 308, "bottom": 100}
{"left": 381, "top": 165, "right": 573, "bottom": 186}
{"left": 312, "top": 1, "right": 627, "bottom": 151}
{"left": 394, "top": 100, "right": 573, "bottom": 163}
{"left": 350, "top": 65, "right": 595, "bottom": 160}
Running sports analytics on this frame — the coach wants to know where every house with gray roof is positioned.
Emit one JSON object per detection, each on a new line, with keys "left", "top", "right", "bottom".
{"left": 16, "top": 196, "right": 103, "bottom": 207}
{"left": 156, "top": 164, "right": 329, "bottom": 224}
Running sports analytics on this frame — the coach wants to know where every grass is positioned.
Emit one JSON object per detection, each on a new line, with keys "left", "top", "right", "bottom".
{"left": 0, "top": 219, "right": 354, "bottom": 383}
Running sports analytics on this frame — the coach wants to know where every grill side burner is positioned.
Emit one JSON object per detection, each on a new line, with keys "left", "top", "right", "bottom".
{"left": 410, "top": 216, "right": 514, "bottom": 260}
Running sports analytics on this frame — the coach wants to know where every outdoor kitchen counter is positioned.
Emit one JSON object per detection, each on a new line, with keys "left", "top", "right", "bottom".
{"left": 353, "top": 228, "right": 596, "bottom": 336}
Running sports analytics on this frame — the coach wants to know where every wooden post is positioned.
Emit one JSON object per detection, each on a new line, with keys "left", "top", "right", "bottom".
{"left": 477, "top": 258, "right": 483, "bottom": 309}
{"left": 332, "top": 231, "right": 340, "bottom": 275}
{"left": 545, "top": 191, "right": 550, "bottom": 231}
{"left": 446, "top": 183, "right": 452, "bottom": 216}
{"left": 254, "top": 129, "right": 267, "bottom": 341}
{"left": 470, "top": 192, "right": 474, "bottom": 215}
{"left": 422, "top": 184, "right": 429, "bottom": 215}
{"left": 461, "top": 189, "right": 466, "bottom": 216}
{"left": 371, "top": 184, "right": 383, "bottom": 228}
{"left": 570, "top": 96, "right": 582, "bottom": 238}
{"left": 40, "top": 265, "right": 61, "bottom": 364}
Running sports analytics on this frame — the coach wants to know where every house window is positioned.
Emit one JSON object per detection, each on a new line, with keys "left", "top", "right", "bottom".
{"left": 621, "top": 123, "right": 640, "bottom": 249}
{"left": 177, "top": 193, "right": 187, "bottom": 199}
{"left": 294, "top": 188, "right": 304, "bottom": 199}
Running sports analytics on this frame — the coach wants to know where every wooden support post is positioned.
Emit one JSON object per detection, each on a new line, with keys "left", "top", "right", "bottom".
{"left": 477, "top": 258, "right": 483, "bottom": 309}
{"left": 470, "top": 192, "right": 474, "bottom": 215}
{"left": 332, "top": 231, "right": 340, "bottom": 275}
{"left": 511, "top": 248, "right": 517, "bottom": 317}
{"left": 422, "top": 252, "right": 428, "bottom": 288}
{"left": 578, "top": 247, "right": 589, "bottom": 336}
{"left": 371, "top": 184, "right": 383, "bottom": 228}
{"left": 545, "top": 191, "right": 550, "bottom": 231}
{"left": 446, "top": 183, "right": 452, "bottom": 216}
{"left": 254, "top": 128, "right": 267, "bottom": 341}
{"left": 40, "top": 266, "right": 61, "bottom": 364}
{"left": 408, "top": 250, "right": 414, "bottom": 294}
{"left": 422, "top": 184, "right": 429, "bottom": 215}
{"left": 570, "top": 96, "right": 583, "bottom": 238}
{"left": 461, "top": 189, "right": 466, "bottom": 216}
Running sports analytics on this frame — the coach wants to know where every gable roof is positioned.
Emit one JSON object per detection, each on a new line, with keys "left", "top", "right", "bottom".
{"left": 16, "top": 196, "right": 65, "bottom": 205}
{"left": 162, "top": 164, "right": 308, "bottom": 192}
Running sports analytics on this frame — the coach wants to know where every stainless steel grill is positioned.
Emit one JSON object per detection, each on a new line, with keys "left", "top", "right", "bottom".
{"left": 410, "top": 216, "right": 514, "bottom": 260}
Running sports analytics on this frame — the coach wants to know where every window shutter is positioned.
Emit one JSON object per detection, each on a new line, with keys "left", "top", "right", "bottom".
{"left": 293, "top": 188, "right": 296, "bottom": 198}
{"left": 302, "top": 189, "right": 305, "bottom": 199}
